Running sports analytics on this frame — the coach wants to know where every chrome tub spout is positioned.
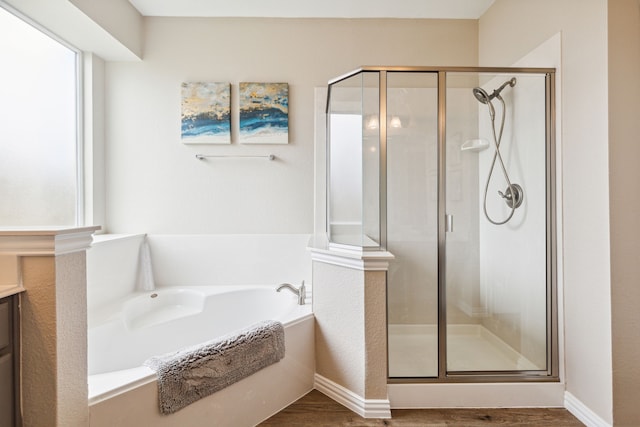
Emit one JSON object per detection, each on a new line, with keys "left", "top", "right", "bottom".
{"left": 276, "top": 281, "right": 306, "bottom": 305}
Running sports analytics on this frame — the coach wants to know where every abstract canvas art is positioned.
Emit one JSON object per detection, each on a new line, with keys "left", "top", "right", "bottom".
{"left": 181, "top": 82, "right": 231, "bottom": 144}
{"left": 239, "top": 82, "right": 289, "bottom": 144}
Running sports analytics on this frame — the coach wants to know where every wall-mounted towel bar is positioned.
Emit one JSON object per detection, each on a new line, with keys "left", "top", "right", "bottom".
{"left": 195, "top": 154, "right": 276, "bottom": 161}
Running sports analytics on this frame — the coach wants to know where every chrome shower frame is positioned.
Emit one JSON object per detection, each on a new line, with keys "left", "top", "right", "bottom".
{"left": 326, "top": 66, "right": 557, "bottom": 383}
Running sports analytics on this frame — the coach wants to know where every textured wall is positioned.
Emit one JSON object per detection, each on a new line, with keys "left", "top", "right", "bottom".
{"left": 314, "top": 261, "right": 366, "bottom": 396}
{"left": 608, "top": 0, "right": 640, "bottom": 425}
{"left": 20, "top": 256, "right": 58, "bottom": 426}
{"left": 364, "top": 270, "right": 388, "bottom": 399}
{"left": 20, "top": 253, "right": 89, "bottom": 427}
{"left": 55, "top": 253, "right": 89, "bottom": 426}
{"left": 313, "top": 260, "right": 388, "bottom": 401}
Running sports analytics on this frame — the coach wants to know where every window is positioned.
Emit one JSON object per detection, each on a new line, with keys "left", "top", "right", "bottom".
{"left": 0, "top": 5, "right": 81, "bottom": 226}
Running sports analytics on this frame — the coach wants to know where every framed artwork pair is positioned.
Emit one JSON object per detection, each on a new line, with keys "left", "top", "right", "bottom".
{"left": 180, "top": 82, "right": 289, "bottom": 145}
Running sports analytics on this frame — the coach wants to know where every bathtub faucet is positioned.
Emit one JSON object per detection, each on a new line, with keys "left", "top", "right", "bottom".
{"left": 276, "top": 281, "right": 306, "bottom": 305}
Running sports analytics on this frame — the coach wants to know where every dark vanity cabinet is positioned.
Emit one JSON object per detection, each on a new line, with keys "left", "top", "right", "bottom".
{"left": 0, "top": 295, "right": 19, "bottom": 427}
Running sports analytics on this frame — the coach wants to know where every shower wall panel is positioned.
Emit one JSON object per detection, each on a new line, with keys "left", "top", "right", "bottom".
{"left": 477, "top": 75, "right": 547, "bottom": 369}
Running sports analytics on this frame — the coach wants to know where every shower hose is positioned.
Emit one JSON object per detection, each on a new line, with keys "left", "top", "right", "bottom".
{"left": 482, "top": 94, "right": 522, "bottom": 225}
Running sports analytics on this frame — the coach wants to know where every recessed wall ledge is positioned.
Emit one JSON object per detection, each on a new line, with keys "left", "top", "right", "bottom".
{"left": 0, "top": 226, "right": 101, "bottom": 256}
{"left": 92, "top": 233, "right": 146, "bottom": 245}
{"left": 308, "top": 235, "right": 395, "bottom": 271}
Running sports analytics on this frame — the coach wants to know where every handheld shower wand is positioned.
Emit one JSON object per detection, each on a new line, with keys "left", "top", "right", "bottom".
{"left": 472, "top": 77, "right": 523, "bottom": 225}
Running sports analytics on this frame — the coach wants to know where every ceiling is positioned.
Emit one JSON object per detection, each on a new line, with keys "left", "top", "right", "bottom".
{"left": 127, "top": 0, "right": 495, "bottom": 19}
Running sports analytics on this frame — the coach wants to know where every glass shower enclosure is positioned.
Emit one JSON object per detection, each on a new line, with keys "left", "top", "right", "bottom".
{"left": 326, "top": 67, "right": 557, "bottom": 381}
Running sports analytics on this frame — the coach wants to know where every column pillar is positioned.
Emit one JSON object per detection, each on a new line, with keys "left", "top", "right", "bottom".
{"left": 0, "top": 227, "right": 99, "bottom": 427}
{"left": 310, "top": 245, "right": 393, "bottom": 418}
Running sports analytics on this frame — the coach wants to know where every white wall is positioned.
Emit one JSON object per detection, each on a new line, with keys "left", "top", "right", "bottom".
{"left": 86, "top": 234, "right": 144, "bottom": 312}
{"left": 104, "top": 18, "right": 478, "bottom": 234}
{"left": 481, "top": 0, "right": 612, "bottom": 424}
{"left": 147, "top": 234, "right": 311, "bottom": 287}
{"left": 87, "top": 234, "right": 312, "bottom": 311}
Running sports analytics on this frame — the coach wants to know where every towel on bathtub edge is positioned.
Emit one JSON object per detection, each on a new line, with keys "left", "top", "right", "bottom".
{"left": 143, "top": 319, "right": 285, "bottom": 415}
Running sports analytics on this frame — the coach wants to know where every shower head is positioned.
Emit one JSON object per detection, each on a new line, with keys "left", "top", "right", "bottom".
{"left": 472, "top": 77, "right": 517, "bottom": 104}
{"left": 473, "top": 87, "right": 492, "bottom": 104}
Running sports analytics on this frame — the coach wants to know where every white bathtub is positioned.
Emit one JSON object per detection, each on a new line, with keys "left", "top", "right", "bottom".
{"left": 88, "top": 285, "right": 314, "bottom": 427}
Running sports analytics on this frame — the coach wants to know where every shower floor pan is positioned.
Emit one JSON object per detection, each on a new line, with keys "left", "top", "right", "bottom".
{"left": 388, "top": 324, "right": 541, "bottom": 377}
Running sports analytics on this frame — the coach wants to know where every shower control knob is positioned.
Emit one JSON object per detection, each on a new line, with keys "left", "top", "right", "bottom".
{"left": 499, "top": 184, "right": 524, "bottom": 209}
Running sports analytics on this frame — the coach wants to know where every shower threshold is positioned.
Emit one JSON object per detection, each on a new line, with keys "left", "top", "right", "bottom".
{"left": 388, "top": 324, "right": 541, "bottom": 378}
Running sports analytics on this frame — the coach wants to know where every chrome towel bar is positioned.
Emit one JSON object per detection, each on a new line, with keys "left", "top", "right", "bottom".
{"left": 195, "top": 154, "right": 276, "bottom": 160}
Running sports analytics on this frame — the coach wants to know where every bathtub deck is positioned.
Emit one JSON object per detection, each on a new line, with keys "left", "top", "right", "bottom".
{"left": 89, "top": 311, "right": 315, "bottom": 427}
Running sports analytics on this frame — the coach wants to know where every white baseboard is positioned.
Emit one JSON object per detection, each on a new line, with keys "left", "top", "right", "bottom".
{"left": 564, "top": 391, "right": 612, "bottom": 427}
{"left": 388, "top": 382, "right": 565, "bottom": 408}
{"left": 314, "top": 374, "right": 391, "bottom": 419}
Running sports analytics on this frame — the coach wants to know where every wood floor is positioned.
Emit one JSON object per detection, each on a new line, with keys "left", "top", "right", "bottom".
{"left": 258, "top": 390, "right": 585, "bottom": 426}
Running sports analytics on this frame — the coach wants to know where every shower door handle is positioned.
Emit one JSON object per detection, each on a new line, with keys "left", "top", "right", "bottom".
{"left": 445, "top": 214, "right": 453, "bottom": 233}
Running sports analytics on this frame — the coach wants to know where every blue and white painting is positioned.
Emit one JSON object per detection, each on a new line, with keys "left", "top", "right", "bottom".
{"left": 239, "top": 82, "right": 289, "bottom": 144}
{"left": 181, "top": 82, "right": 231, "bottom": 144}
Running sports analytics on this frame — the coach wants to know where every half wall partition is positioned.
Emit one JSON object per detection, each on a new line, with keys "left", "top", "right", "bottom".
{"left": 326, "top": 67, "right": 557, "bottom": 382}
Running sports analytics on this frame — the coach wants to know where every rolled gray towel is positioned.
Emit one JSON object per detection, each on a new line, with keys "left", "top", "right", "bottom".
{"left": 144, "top": 319, "right": 285, "bottom": 414}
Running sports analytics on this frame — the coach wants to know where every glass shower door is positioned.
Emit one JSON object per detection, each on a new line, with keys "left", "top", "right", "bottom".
{"left": 387, "top": 72, "right": 439, "bottom": 377}
{"left": 444, "top": 73, "right": 549, "bottom": 374}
